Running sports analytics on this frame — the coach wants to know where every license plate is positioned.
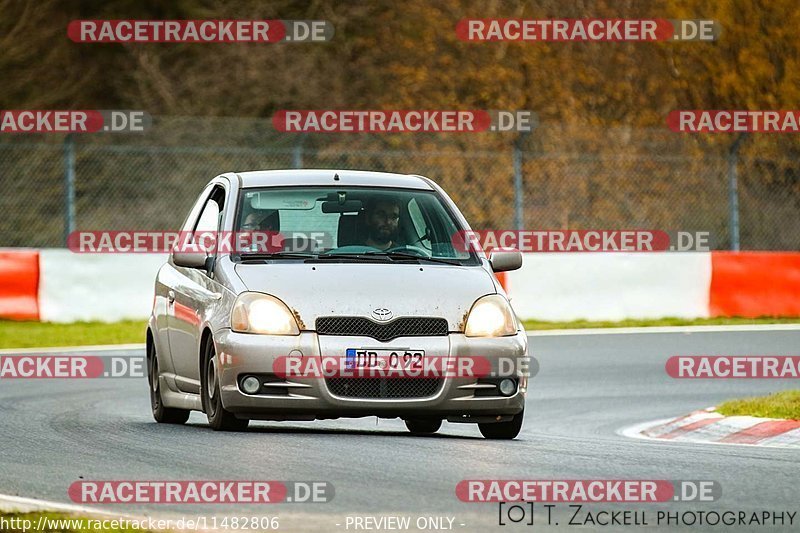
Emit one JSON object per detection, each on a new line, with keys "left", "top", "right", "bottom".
{"left": 345, "top": 349, "right": 425, "bottom": 370}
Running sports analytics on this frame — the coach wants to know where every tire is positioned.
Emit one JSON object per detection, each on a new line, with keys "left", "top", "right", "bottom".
{"left": 203, "top": 339, "right": 249, "bottom": 432}
{"left": 148, "top": 340, "right": 190, "bottom": 425}
{"left": 478, "top": 408, "right": 524, "bottom": 440}
{"left": 404, "top": 418, "right": 442, "bottom": 435}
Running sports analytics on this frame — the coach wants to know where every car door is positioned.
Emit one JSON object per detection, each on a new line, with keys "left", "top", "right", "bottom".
{"left": 167, "top": 184, "right": 227, "bottom": 393}
{"left": 157, "top": 184, "right": 211, "bottom": 370}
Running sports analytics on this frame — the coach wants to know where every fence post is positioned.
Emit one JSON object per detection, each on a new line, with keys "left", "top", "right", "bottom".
{"left": 513, "top": 130, "right": 531, "bottom": 231}
{"left": 727, "top": 133, "right": 747, "bottom": 251}
{"left": 63, "top": 134, "right": 76, "bottom": 247}
{"left": 292, "top": 133, "right": 308, "bottom": 168}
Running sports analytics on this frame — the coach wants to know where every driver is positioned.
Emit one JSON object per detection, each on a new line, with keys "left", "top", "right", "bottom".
{"left": 363, "top": 198, "right": 400, "bottom": 250}
{"left": 240, "top": 210, "right": 279, "bottom": 252}
{"left": 242, "top": 210, "right": 278, "bottom": 231}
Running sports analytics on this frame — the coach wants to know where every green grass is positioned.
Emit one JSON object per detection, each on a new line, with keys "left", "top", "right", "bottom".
{"left": 0, "top": 320, "right": 146, "bottom": 349}
{"left": 0, "top": 511, "right": 159, "bottom": 533}
{"left": 0, "top": 316, "right": 796, "bottom": 350}
{"left": 522, "top": 316, "right": 800, "bottom": 330}
{"left": 716, "top": 390, "right": 800, "bottom": 420}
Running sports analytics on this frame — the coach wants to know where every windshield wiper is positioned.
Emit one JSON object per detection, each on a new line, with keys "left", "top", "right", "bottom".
{"left": 236, "top": 250, "right": 462, "bottom": 266}
{"left": 310, "top": 252, "right": 393, "bottom": 262}
{"left": 362, "top": 251, "right": 462, "bottom": 266}
{"left": 237, "top": 252, "right": 318, "bottom": 262}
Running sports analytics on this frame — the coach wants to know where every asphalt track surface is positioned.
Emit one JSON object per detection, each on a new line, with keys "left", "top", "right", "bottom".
{"left": 1, "top": 329, "right": 798, "bottom": 532}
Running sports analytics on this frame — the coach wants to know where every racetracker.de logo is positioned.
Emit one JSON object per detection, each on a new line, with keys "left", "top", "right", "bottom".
{"left": 454, "top": 230, "right": 668, "bottom": 253}
{"left": 0, "top": 110, "right": 150, "bottom": 133}
{"left": 68, "top": 20, "right": 334, "bottom": 43}
{"left": 272, "top": 110, "right": 535, "bottom": 133}
{"left": 0, "top": 355, "right": 144, "bottom": 379}
{"left": 452, "top": 230, "right": 712, "bottom": 253}
{"left": 272, "top": 354, "right": 513, "bottom": 379}
{"left": 667, "top": 110, "right": 800, "bottom": 133}
{"left": 456, "top": 19, "right": 719, "bottom": 42}
{"left": 69, "top": 481, "right": 286, "bottom": 504}
{"left": 666, "top": 356, "right": 800, "bottom": 378}
{"left": 456, "top": 480, "right": 675, "bottom": 502}
{"left": 67, "top": 230, "right": 306, "bottom": 253}
{"left": 68, "top": 480, "right": 334, "bottom": 504}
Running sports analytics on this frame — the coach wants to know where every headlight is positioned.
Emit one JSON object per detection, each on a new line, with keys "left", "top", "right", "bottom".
{"left": 231, "top": 292, "right": 300, "bottom": 335}
{"left": 465, "top": 294, "right": 518, "bottom": 337}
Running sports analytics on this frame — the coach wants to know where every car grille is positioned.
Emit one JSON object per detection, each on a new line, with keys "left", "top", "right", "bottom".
{"left": 315, "top": 316, "right": 448, "bottom": 341}
{"left": 326, "top": 377, "right": 442, "bottom": 399}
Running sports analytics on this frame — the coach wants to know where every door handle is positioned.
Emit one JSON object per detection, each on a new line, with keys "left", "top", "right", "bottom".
{"left": 168, "top": 290, "right": 175, "bottom": 303}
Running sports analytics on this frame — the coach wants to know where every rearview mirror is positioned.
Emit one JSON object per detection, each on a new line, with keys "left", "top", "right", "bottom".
{"left": 489, "top": 250, "right": 522, "bottom": 272}
{"left": 173, "top": 251, "right": 208, "bottom": 269}
{"left": 321, "top": 199, "right": 363, "bottom": 213}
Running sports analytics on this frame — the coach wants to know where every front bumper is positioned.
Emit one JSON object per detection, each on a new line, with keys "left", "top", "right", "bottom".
{"left": 214, "top": 328, "right": 529, "bottom": 421}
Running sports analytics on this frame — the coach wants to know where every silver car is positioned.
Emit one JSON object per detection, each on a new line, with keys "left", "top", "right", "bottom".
{"left": 147, "top": 170, "right": 529, "bottom": 439}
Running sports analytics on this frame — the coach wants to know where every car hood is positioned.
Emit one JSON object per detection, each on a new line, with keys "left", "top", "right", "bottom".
{"left": 233, "top": 262, "right": 496, "bottom": 332}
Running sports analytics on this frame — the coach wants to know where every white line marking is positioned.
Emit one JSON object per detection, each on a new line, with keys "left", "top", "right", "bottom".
{"left": 529, "top": 324, "right": 800, "bottom": 336}
{"left": 0, "top": 344, "right": 144, "bottom": 355}
{"left": 0, "top": 493, "right": 141, "bottom": 519}
{"left": 618, "top": 417, "right": 676, "bottom": 441}
{"left": 2, "top": 324, "right": 797, "bottom": 355}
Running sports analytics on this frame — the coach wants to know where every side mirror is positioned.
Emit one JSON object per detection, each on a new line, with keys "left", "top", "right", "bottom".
{"left": 489, "top": 250, "right": 522, "bottom": 272}
{"left": 173, "top": 251, "right": 208, "bottom": 269}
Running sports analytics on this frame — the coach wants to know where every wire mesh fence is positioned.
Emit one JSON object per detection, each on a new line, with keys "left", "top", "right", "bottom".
{"left": 1, "top": 116, "right": 798, "bottom": 249}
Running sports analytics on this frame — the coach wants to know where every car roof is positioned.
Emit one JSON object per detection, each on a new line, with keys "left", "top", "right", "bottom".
{"left": 234, "top": 169, "right": 434, "bottom": 190}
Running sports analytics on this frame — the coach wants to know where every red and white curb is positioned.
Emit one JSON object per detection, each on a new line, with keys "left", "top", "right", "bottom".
{"left": 620, "top": 408, "right": 800, "bottom": 448}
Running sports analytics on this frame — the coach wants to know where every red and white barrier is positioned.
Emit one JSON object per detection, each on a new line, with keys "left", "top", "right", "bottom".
{"left": 506, "top": 252, "right": 712, "bottom": 321}
{"left": 38, "top": 249, "right": 168, "bottom": 322}
{"left": 0, "top": 249, "right": 798, "bottom": 323}
{"left": 710, "top": 252, "right": 800, "bottom": 318}
{"left": 0, "top": 249, "right": 40, "bottom": 320}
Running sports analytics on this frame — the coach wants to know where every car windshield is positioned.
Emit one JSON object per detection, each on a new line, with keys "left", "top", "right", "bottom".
{"left": 233, "top": 186, "right": 479, "bottom": 265}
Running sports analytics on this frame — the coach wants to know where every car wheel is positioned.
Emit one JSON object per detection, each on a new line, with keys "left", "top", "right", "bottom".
{"left": 148, "top": 340, "right": 190, "bottom": 425}
{"left": 478, "top": 408, "right": 524, "bottom": 440}
{"left": 203, "top": 340, "right": 249, "bottom": 432}
{"left": 404, "top": 418, "right": 442, "bottom": 435}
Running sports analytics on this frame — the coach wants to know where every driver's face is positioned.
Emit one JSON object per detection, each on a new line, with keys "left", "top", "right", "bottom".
{"left": 242, "top": 212, "right": 275, "bottom": 231}
{"left": 366, "top": 202, "right": 400, "bottom": 243}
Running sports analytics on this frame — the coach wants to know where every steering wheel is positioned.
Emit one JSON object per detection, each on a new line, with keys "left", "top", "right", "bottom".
{"left": 385, "top": 245, "right": 431, "bottom": 257}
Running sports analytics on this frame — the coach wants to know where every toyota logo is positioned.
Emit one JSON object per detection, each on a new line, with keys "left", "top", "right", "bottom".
{"left": 372, "top": 308, "right": 393, "bottom": 321}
